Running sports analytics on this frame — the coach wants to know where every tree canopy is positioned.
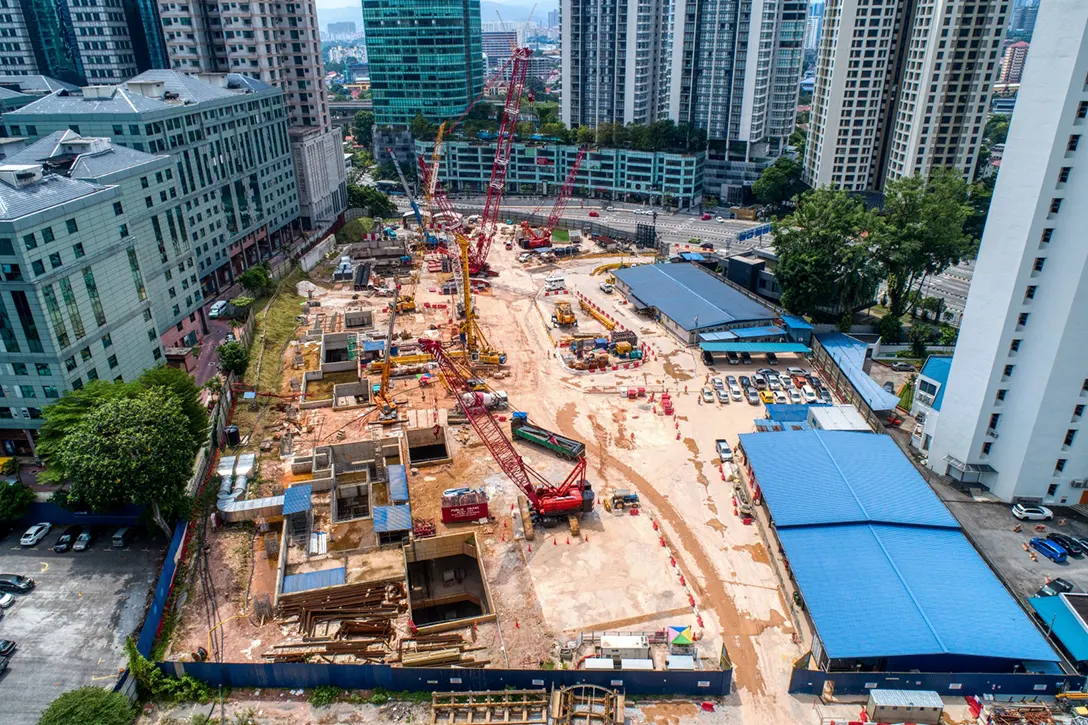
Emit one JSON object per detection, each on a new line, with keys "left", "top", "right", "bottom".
{"left": 352, "top": 110, "right": 374, "bottom": 146}
{"left": 238, "top": 263, "right": 273, "bottom": 297}
{"left": 348, "top": 184, "right": 397, "bottom": 219}
{"left": 410, "top": 112, "right": 438, "bottom": 142}
{"left": 218, "top": 341, "right": 249, "bottom": 377}
{"left": 870, "top": 169, "right": 975, "bottom": 316}
{"left": 0, "top": 480, "right": 34, "bottom": 519}
{"left": 772, "top": 187, "right": 880, "bottom": 317}
{"left": 752, "top": 157, "right": 805, "bottom": 215}
{"left": 984, "top": 114, "right": 1010, "bottom": 146}
{"left": 38, "top": 686, "right": 135, "bottom": 725}
{"left": 57, "top": 390, "right": 198, "bottom": 537}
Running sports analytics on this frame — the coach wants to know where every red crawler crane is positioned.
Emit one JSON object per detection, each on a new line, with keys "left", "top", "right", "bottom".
{"left": 523, "top": 145, "right": 587, "bottom": 247}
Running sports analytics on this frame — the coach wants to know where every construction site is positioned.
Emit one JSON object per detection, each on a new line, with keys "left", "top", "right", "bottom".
{"left": 157, "top": 48, "right": 1083, "bottom": 725}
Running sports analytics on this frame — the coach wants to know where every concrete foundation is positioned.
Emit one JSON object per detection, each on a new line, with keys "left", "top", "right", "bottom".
{"left": 403, "top": 533, "right": 496, "bottom": 632}
{"left": 405, "top": 425, "right": 452, "bottom": 467}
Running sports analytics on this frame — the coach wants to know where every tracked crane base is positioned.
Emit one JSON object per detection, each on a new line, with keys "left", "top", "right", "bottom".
{"left": 518, "top": 493, "right": 536, "bottom": 540}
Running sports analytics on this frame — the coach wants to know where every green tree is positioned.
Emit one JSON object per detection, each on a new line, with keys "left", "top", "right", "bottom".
{"left": 539, "top": 122, "right": 570, "bottom": 143}
{"left": 409, "top": 112, "right": 438, "bottom": 142}
{"left": 38, "top": 686, "right": 134, "bottom": 725}
{"left": 984, "top": 114, "right": 1010, "bottom": 146}
{"left": 752, "top": 157, "right": 805, "bottom": 215}
{"left": 137, "top": 366, "right": 208, "bottom": 447}
{"left": 0, "top": 480, "right": 34, "bottom": 519}
{"left": 870, "top": 169, "right": 975, "bottom": 317}
{"left": 772, "top": 187, "right": 878, "bottom": 316}
{"left": 352, "top": 110, "right": 374, "bottom": 146}
{"left": 788, "top": 126, "right": 807, "bottom": 156}
{"left": 347, "top": 184, "right": 397, "bottom": 218}
{"left": 879, "top": 314, "right": 904, "bottom": 343}
{"left": 58, "top": 390, "right": 198, "bottom": 537}
{"left": 575, "top": 125, "right": 596, "bottom": 145}
{"left": 965, "top": 176, "right": 994, "bottom": 239}
{"left": 37, "top": 381, "right": 136, "bottom": 482}
{"left": 238, "top": 264, "right": 273, "bottom": 297}
{"left": 909, "top": 322, "right": 934, "bottom": 358}
{"left": 337, "top": 217, "right": 377, "bottom": 245}
{"left": 217, "top": 341, "right": 249, "bottom": 377}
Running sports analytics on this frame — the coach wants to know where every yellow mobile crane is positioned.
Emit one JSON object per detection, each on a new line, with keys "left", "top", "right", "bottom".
{"left": 454, "top": 234, "right": 506, "bottom": 366}
{"left": 374, "top": 287, "right": 401, "bottom": 424}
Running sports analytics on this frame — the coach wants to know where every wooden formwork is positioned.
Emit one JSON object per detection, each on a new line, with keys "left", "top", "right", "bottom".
{"left": 549, "top": 685, "right": 625, "bottom": 725}
{"left": 431, "top": 690, "right": 548, "bottom": 725}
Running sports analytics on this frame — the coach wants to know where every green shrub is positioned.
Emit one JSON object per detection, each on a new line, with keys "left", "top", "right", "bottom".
{"left": 38, "top": 687, "right": 134, "bottom": 725}
{"left": 309, "top": 685, "right": 340, "bottom": 708}
{"left": 125, "top": 638, "right": 210, "bottom": 704}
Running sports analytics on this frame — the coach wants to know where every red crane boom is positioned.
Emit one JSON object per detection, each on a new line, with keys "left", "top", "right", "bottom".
{"left": 525, "top": 145, "right": 587, "bottom": 244}
{"left": 469, "top": 46, "right": 532, "bottom": 275}
{"left": 419, "top": 338, "right": 591, "bottom": 519}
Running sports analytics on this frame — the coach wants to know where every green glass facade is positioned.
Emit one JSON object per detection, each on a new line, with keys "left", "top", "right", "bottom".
{"left": 362, "top": 0, "right": 484, "bottom": 127}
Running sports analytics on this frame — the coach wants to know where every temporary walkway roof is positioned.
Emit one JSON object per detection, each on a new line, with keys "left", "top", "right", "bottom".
{"left": 373, "top": 504, "right": 412, "bottom": 532}
{"left": 730, "top": 325, "right": 786, "bottom": 339}
{"left": 613, "top": 263, "right": 775, "bottom": 331}
{"left": 739, "top": 429, "right": 1058, "bottom": 665}
{"left": 817, "top": 332, "right": 900, "bottom": 411}
{"left": 282, "top": 566, "right": 346, "bottom": 594}
{"left": 1029, "top": 595, "right": 1088, "bottom": 662}
{"left": 700, "top": 342, "right": 810, "bottom": 354}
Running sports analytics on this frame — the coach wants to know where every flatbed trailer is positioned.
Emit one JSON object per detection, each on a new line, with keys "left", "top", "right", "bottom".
{"left": 510, "top": 413, "right": 586, "bottom": 460}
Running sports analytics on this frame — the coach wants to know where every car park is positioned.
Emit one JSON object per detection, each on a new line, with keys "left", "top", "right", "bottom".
{"left": 715, "top": 439, "right": 734, "bottom": 462}
{"left": 72, "top": 528, "right": 96, "bottom": 552}
{"left": 767, "top": 376, "right": 781, "bottom": 391}
{"left": 739, "top": 376, "right": 751, "bottom": 388}
{"left": 745, "top": 388, "right": 760, "bottom": 405}
{"left": 0, "top": 640, "right": 15, "bottom": 656}
{"left": 208, "top": 300, "right": 228, "bottom": 319}
{"left": 801, "top": 385, "right": 818, "bottom": 404}
{"left": 716, "top": 388, "right": 730, "bottom": 404}
{"left": 726, "top": 375, "right": 738, "bottom": 386}
{"left": 792, "top": 375, "right": 807, "bottom": 389}
{"left": 20, "top": 523, "right": 51, "bottom": 547}
{"left": 1013, "top": 504, "right": 1054, "bottom": 521}
{"left": 891, "top": 362, "right": 917, "bottom": 372}
{"left": 1049, "top": 532, "right": 1084, "bottom": 556}
{"left": 1037, "top": 577, "right": 1076, "bottom": 597}
{"left": 111, "top": 526, "right": 138, "bottom": 548}
{"left": 730, "top": 386, "right": 743, "bottom": 401}
{"left": 52, "top": 526, "right": 82, "bottom": 553}
{"left": 766, "top": 352, "right": 778, "bottom": 365}
{"left": 759, "top": 390, "right": 774, "bottom": 404}
{"left": 779, "top": 376, "right": 793, "bottom": 390}
{"left": 786, "top": 366, "right": 807, "bottom": 376}
{"left": 702, "top": 388, "right": 715, "bottom": 403}
{"left": 1031, "top": 537, "right": 1068, "bottom": 563}
{"left": 773, "top": 391, "right": 788, "bottom": 404}
{"left": 0, "top": 574, "right": 33, "bottom": 594}
{"left": 820, "top": 390, "right": 834, "bottom": 405}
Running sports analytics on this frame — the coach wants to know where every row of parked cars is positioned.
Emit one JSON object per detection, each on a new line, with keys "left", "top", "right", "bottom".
{"left": 17, "top": 522, "right": 139, "bottom": 552}
{"left": 702, "top": 367, "right": 832, "bottom": 408}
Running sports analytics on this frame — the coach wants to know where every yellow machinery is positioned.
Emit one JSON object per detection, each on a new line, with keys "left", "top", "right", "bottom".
{"left": 424, "top": 122, "right": 447, "bottom": 220}
{"left": 373, "top": 288, "right": 400, "bottom": 424}
{"left": 390, "top": 294, "right": 416, "bottom": 314}
{"left": 578, "top": 297, "right": 616, "bottom": 331}
{"left": 552, "top": 301, "right": 577, "bottom": 327}
{"left": 366, "top": 353, "right": 433, "bottom": 375}
{"left": 455, "top": 233, "right": 507, "bottom": 366}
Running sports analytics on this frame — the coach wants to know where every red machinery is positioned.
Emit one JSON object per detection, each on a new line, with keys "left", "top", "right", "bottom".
{"left": 419, "top": 337, "right": 593, "bottom": 525}
{"left": 522, "top": 145, "right": 587, "bottom": 247}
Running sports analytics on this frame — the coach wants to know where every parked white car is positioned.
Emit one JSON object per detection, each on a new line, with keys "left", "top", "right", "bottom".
{"left": 786, "top": 366, "right": 808, "bottom": 376}
{"left": 208, "top": 300, "right": 228, "bottom": 319}
{"left": 20, "top": 523, "right": 51, "bottom": 547}
{"left": 1012, "top": 504, "right": 1054, "bottom": 521}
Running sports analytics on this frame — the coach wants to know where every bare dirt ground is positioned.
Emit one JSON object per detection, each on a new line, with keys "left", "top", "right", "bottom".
{"left": 165, "top": 233, "right": 829, "bottom": 723}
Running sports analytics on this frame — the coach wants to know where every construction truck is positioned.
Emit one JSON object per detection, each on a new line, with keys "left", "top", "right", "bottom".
{"left": 606, "top": 489, "right": 640, "bottom": 513}
{"left": 552, "top": 301, "right": 577, "bottom": 327}
{"left": 389, "top": 295, "right": 416, "bottom": 313}
{"left": 511, "top": 413, "right": 587, "bottom": 461}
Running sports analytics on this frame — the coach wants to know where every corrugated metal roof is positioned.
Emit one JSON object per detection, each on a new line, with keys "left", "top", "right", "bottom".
{"left": 739, "top": 430, "right": 959, "bottom": 528}
{"left": 764, "top": 404, "right": 822, "bottom": 422}
{"left": 808, "top": 405, "right": 870, "bottom": 431}
{"left": 699, "top": 331, "right": 738, "bottom": 342}
{"left": 387, "top": 464, "right": 408, "bottom": 503}
{"left": 282, "top": 484, "right": 313, "bottom": 515}
{"left": 781, "top": 314, "right": 814, "bottom": 330}
{"left": 1030, "top": 595, "right": 1088, "bottom": 662}
{"left": 868, "top": 689, "right": 943, "bottom": 708}
{"left": 613, "top": 263, "right": 775, "bottom": 331}
{"left": 780, "top": 524, "right": 1057, "bottom": 662}
{"left": 678, "top": 251, "right": 705, "bottom": 261}
{"left": 920, "top": 355, "right": 953, "bottom": 412}
{"left": 700, "top": 342, "right": 810, "bottom": 353}
{"left": 282, "top": 566, "right": 346, "bottom": 594}
{"left": 729, "top": 325, "right": 785, "bottom": 339}
{"left": 373, "top": 504, "right": 412, "bottom": 532}
{"left": 817, "top": 333, "right": 900, "bottom": 411}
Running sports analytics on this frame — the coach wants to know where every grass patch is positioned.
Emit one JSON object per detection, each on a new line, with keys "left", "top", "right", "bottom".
{"left": 244, "top": 268, "right": 308, "bottom": 394}
{"left": 897, "top": 377, "right": 914, "bottom": 410}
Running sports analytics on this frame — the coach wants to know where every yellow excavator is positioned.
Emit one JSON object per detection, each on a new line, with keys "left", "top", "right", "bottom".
{"left": 453, "top": 233, "right": 506, "bottom": 366}
{"left": 373, "top": 288, "right": 401, "bottom": 424}
{"left": 552, "top": 301, "right": 577, "bottom": 327}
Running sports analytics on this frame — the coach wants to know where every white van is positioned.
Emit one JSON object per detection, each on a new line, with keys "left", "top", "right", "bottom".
{"left": 544, "top": 274, "right": 566, "bottom": 291}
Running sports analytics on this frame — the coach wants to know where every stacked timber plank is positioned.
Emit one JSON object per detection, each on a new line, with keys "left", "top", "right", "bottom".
{"left": 397, "top": 633, "right": 488, "bottom": 668}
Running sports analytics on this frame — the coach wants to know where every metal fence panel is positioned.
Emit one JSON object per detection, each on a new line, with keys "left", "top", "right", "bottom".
{"left": 162, "top": 661, "right": 731, "bottom": 696}
{"left": 13, "top": 501, "right": 145, "bottom": 526}
{"left": 788, "top": 667, "right": 1084, "bottom": 697}
{"left": 136, "top": 520, "right": 189, "bottom": 658}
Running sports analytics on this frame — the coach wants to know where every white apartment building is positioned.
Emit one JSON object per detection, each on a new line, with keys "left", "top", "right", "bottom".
{"left": 160, "top": 0, "right": 347, "bottom": 231}
{"left": 805, "top": 0, "right": 1007, "bottom": 191}
{"left": 928, "top": 0, "right": 1088, "bottom": 504}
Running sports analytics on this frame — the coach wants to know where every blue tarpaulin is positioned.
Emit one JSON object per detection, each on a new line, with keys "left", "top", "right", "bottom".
{"left": 373, "top": 504, "right": 412, "bottom": 532}
{"left": 363, "top": 340, "right": 386, "bottom": 352}
{"left": 283, "top": 484, "right": 312, "bottom": 516}
{"left": 387, "top": 464, "right": 408, "bottom": 503}
{"left": 282, "top": 567, "right": 346, "bottom": 594}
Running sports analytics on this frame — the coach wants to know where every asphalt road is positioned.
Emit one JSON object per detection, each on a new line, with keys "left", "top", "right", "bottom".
{"left": 194, "top": 319, "right": 234, "bottom": 386}
{"left": 0, "top": 526, "right": 165, "bottom": 725}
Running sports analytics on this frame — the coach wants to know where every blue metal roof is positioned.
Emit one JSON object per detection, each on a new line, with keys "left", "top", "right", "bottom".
{"left": 754, "top": 419, "right": 809, "bottom": 432}
{"left": 700, "top": 342, "right": 810, "bottom": 353}
{"left": 781, "top": 314, "right": 814, "bottom": 331}
{"left": 678, "top": 251, "right": 706, "bottom": 261}
{"left": 282, "top": 484, "right": 313, "bottom": 516}
{"left": 739, "top": 430, "right": 959, "bottom": 528}
{"left": 1029, "top": 596, "right": 1088, "bottom": 662}
{"left": 614, "top": 263, "right": 775, "bottom": 331}
{"left": 780, "top": 524, "right": 1058, "bottom": 662}
{"left": 764, "top": 404, "right": 825, "bottom": 422}
{"left": 363, "top": 340, "right": 386, "bottom": 352}
{"left": 387, "top": 464, "right": 408, "bottom": 503}
{"left": 729, "top": 325, "right": 785, "bottom": 339}
{"left": 282, "top": 566, "right": 346, "bottom": 594}
{"left": 699, "top": 331, "right": 738, "bottom": 342}
{"left": 817, "top": 333, "right": 900, "bottom": 411}
{"left": 920, "top": 355, "right": 953, "bottom": 412}
{"left": 373, "top": 504, "right": 412, "bottom": 532}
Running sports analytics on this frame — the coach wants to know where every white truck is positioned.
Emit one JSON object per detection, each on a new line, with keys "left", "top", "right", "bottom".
{"left": 715, "top": 439, "right": 734, "bottom": 463}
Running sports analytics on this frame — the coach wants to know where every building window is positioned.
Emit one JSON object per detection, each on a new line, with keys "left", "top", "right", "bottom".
{"left": 1049, "top": 199, "right": 1062, "bottom": 215}
{"left": 41, "top": 227, "right": 54, "bottom": 243}
{"left": 48, "top": 252, "right": 61, "bottom": 269}
{"left": 982, "top": 442, "right": 992, "bottom": 456}
{"left": 59, "top": 277, "right": 85, "bottom": 340}
{"left": 64, "top": 356, "right": 76, "bottom": 372}
{"left": 35, "top": 363, "right": 49, "bottom": 376}
{"left": 0, "top": 407, "right": 11, "bottom": 419}
{"left": 107, "top": 354, "right": 118, "bottom": 369}
{"left": 988, "top": 413, "right": 1001, "bottom": 431}
{"left": 119, "top": 224, "right": 129, "bottom": 238}
{"left": 113, "top": 201, "right": 124, "bottom": 216}
{"left": 1025, "top": 285, "right": 1037, "bottom": 300}
{"left": 80, "top": 347, "right": 92, "bottom": 362}
{"left": 71, "top": 378, "right": 82, "bottom": 390}
{"left": 11, "top": 363, "right": 25, "bottom": 375}
{"left": 82, "top": 268, "right": 106, "bottom": 327}
{"left": 31, "top": 260, "right": 44, "bottom": 277}
{"left": 72, "top": 242, "right": 85, "bottom": 258}
{"left": 22, "top": 233, "right": 35, "bottom": 250}
{"left": 1078, "top": 101, "right": 1088, "bottom": 120}
{"left": 1057, "top": 459, "right": 1068, "bottom": 473}
{"left": 152, "top": 347, "right": 162, "bottom": 360}
{"left": 1033, "top": 257, "right": 1046, "bottom": 272}
{"left": 1010, "top": 339, "right": 1021, "bottom": 353}
{"left": 127, "top": 248, "right": 147, "bottom": 301}
{"left": 147, "top": 328, "right": 156, "bottom": 342}
{"left": 1064, "top": 430, "right": 1077, "bottom": 448}
{"left": 66, "top": 219, "right": 78, "bottom": 234}
{"left": 1017, "top": 312, "right": 1029, "bottom": 328}
{"left": 1068, "top": 135, "right": 1080, "bottom": 152}
{"left": 1059, "top": 167, "right": 1071, "bottom": 183}
{"left": 996, "top": 389, "right": 1007, "bottom": 402}
{"left": 102, "top": 333, "right": 112, "bottom": 349}
{"left": 11, "top": 290, "right": 43, "bottom": 353}
{"left": 86, "top": 367, "right": 98, "bottom": 381}
{"left": 43, "top": 385, "right": 58, "bottom": 399}
{"left": 18, "top": 385, "right": 34, "bottom": 398}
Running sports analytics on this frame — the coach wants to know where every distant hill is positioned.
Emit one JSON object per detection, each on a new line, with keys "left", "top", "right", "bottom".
{"left": 317, "top": 2, "right": 549, "bottom": 31}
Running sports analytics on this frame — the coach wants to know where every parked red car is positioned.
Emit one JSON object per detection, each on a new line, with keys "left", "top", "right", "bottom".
{"left": 588, "top": 210, "right": 600, "bottom": 217}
